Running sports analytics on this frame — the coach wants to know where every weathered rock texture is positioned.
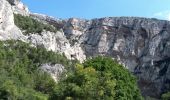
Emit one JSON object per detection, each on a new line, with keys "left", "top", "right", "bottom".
{"left": 7, "top": 0, "right": 29, "bottom": 16}
{"left": 7, "top": 0, "right": 19, "bottom": 5}
{"left": 41, "top": 63, "right": 65, "bottom": 82}
{"left": 31, "top": 15, "right": 170, "bottom": 98}
{"left": 62, "top": 17, "right": 170, "bottom": 98}
{"left": 0, "top": 0, "right": 24, "bottom": 40}
{"left": 0, "top": 0, "right": 170, "bottom": 98}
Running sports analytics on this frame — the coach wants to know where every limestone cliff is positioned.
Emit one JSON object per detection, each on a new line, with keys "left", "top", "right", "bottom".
{"left": 7, "top": 0, "right": 29, "bottom": 16}
{"left": 61, "top": 17, "right": 170, "bottom": 98}
{"left": 0, "top": 0, "right": 170, "bottom": 98}
{"left": 29, "top": 15, "right": 170, "bottom": 99}
{"left": 0, "top": 0, "right": 24, "bottom": 40}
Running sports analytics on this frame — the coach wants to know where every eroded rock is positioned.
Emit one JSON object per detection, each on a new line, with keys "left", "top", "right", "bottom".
{"left": 0, "top": 0, "right": 24, "bottom": 40}
{"left": 40, "top": 63, "right": 65, "bottom": 82}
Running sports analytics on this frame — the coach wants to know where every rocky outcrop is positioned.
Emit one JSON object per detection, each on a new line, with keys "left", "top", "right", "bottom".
{"left": 0, "top": 0, "right": 25, "bottom": 40}
{"left": 26, "top": 31, "right": 69, "bottom": 53}
{"left": 7, "top": 0, "right": 29, "bottom": 16}
{"left": 0, "top": 0, "right": 170, "bottom": 98}
{"left": 7, "top": 0, "right": 19, "bottom": 5}
{"left": 24, "top": 31, "right": 86, "bottom": 62}
{"left": 40, "top": 63, "right": 65, "bottom": 82}
{"left": 30, "top": 13, "right": 63, "bottom": 29}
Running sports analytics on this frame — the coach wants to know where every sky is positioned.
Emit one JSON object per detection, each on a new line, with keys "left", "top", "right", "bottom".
{"left": 22, "top": 0, "right": 170, "bottom": 20}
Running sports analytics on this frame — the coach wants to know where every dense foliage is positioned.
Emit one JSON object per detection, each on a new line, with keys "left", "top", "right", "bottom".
{"left": 0, "top": 40, "right": 69, "bottom": 99}
{"left": 51, "top": 64, "right": 116, "bottom": 100}
{"left": 52, "top": 56, "right": 143, "bottom": 100}
{"left": 83, "top": 56, "right": 143, "bottom": 100}
{"left": 0, "top": 40, "right": 143, "bottom": 99}
{"left": 14, "top": 14, "right": 57, "bottom": 35}
{"left": 161, "top": 92, "right": 170, "bottom": 100}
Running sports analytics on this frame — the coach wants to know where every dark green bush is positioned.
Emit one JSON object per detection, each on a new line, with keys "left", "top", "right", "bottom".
{"left": 14, "top": 14, "right": 57, "bottom": 35}
{"left": 51, "top": 64, "right": 116, "bottom": 100}
{"left": 161, "top": 92, "right": 170, "bottom": 100}
{"left": 51, "top": 56, "right": 143, "bottom": 100}
{"left": 83, "top": 56, "right": 143, "bottom": 100}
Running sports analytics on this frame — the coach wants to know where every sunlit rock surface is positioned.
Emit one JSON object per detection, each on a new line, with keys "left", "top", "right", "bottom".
{"left": 0, "top": 0, "right": 24, "bottom": 40}
{"left": 41, "top": 63, "right": 65, "bottom": 82}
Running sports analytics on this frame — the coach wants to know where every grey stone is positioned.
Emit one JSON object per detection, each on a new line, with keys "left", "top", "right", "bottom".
{"left": 40, "top": 63, "right": 65, "bottom": 82}
{"left": 0, "top": 0, "right": 24, "bottom": 40}
{"left": 7, "top": 0, "right": 20, "bottom": 5}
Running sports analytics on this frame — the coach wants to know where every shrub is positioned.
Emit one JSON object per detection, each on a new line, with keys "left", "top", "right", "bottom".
{"left": 14, "top": 14, "right": 57, "bottom": 35}
{"left": 83, "top": 56, "right": 143, "bottom": 100}
{"left": 50, "top": 64, "right": 116, "bottom": 100}
{"left": 162, "top": 92, "right": 170, "bottom": 100}
{"left": 51, "top": 56, "right": 143, "bottom": 100}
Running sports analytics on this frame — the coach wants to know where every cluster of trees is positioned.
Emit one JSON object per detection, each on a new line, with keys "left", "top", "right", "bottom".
{"left": 0, "top": 40, "right": 70, "bottom": 99}
{"left": 52, "top": 56, "right": 143, "bottom": 100}
{"left": 14, "top": 14, "right": 57, "bottom": 35}
{"left": 0, "top": 40, "right": 143, "bottom": 99}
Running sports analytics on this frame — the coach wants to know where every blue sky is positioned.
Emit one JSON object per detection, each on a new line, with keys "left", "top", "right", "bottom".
{"left": 22, "top": 0, "right": 170, "bottom": 20}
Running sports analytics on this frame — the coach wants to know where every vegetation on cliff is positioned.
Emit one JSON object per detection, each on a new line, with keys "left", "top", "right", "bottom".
{"left": 161, "top": 92, "right": 170, "bottom": 100}
{"left": 0, "top": 40, "right": 69, "bottom": 99}
{"left": 14, "top": 14, "right": 57, "bottom": 35}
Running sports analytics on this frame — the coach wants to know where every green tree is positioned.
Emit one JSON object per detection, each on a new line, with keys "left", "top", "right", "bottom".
{"left": 83, "top": 56, "right": 143, "bottom": 100}
{"left": 51, "top": 63, "right": 116, "bottom": 100}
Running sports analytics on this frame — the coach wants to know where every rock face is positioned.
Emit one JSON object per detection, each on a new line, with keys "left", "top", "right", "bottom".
{"left": 0, "top": 0, "right": 170, "bottom": 98}
{"left": 29, "top": 15, "right": 170, "bottom": 98}
{"left": 41, "top": 63, "right": 65, "bottom": 82}
{"left": 0, "top": 0, "right": 24, "bottom": 40}
{"left": 30, "top": 13, "right": 64, "bottom": 29}
{"left": 29, "top": 14, "right": 87, "bottom": 62}
{"left": 7, "top": 0, "right": 29, "bottom": 16}
{"left": 7, "top": 0, "right": 20, "bottom": 5}
{"left": 61, "top": 17, "right": 170, "bottom": 98}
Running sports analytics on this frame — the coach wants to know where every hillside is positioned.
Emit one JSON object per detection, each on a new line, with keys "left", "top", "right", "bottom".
{"left": 0, "top": 0, "right": 170, "bottom": 99}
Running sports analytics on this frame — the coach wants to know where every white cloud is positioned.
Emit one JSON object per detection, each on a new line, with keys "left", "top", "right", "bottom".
{"left": 153, "top": 10, "right": 170, "bottom": 21}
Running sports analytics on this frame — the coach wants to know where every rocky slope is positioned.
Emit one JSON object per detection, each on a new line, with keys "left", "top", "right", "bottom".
{"left": 1, "top": 0, "right": 170, "bottom": 98}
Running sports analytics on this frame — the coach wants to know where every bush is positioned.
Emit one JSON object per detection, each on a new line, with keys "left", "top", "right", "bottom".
{"left": 14, "top": 14, "right": 57, "bottom": 35}
{"left": 51, "top": 64, "right": 116, "bottom": 100}
{"left": 51, "top": 56, "right": 143, "bottom": 100}
{"left": 162, "top": 92, "right": 170, "bottom": 100}
{"left": 83, "top": 56, "right": 143, "bottom": 100}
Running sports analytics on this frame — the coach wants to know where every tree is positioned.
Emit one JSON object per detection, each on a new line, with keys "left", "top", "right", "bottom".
{"left": 51, "top": 56, "right": 143, "bottom": 100}
{"left": 83, "top": 56, "right": 143, "bottom": 100}
{"left": 51, "top": 63, "right": 116, "bottom": 100}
